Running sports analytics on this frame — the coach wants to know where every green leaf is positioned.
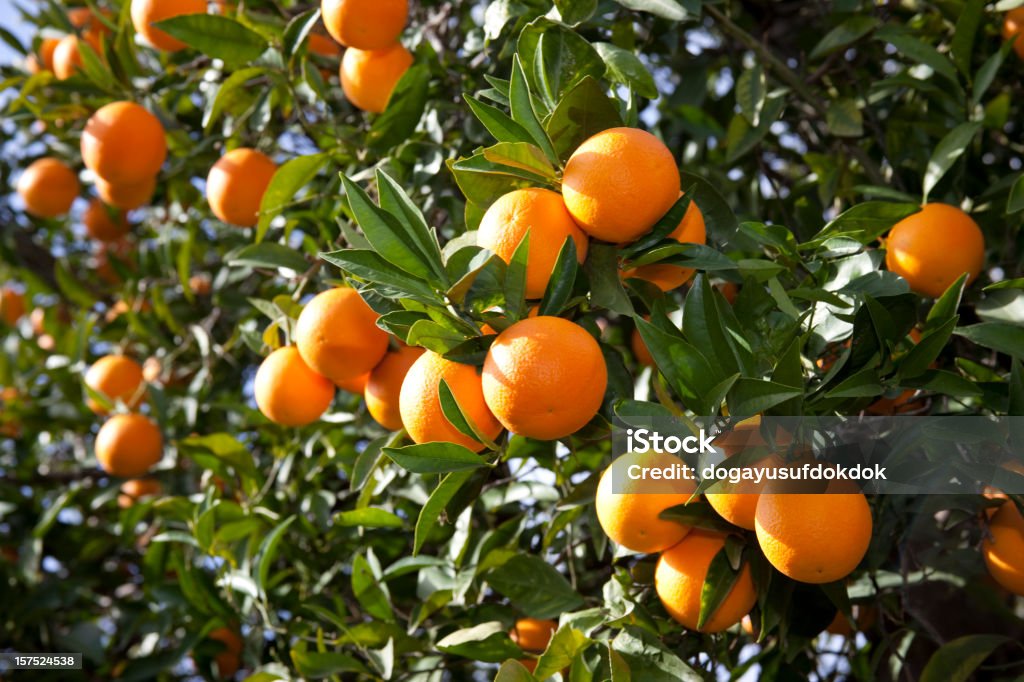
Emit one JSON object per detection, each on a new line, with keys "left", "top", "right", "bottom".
{"left": 495, "top": 659, "right": 537, "bottom": 682}
{"left": 679, "top": 171, "right": 739, "bottom": 241}
{"left": 537, "top": 237, "right": 580, "bottom": 317}
{"left": 534, "top": 627, "right": 591, "bottom": 680}
{"left": 352, "top": 553, "right": 394, "bottom": 621}
{"left": 465, "top": 95, "right": 536, "bottom": 145}
{"left": 727, "top": 379, "right": 803, "bottom": 415}
{"left": 612, "top": 627, "right": 702, "bottom": 681}
{"left": 955, "top": 323, "right": 1024, "bottom": 359}
{"left": 826, "top": 98, "right": 863, "bottom": 137}
{"left": 368, "top": 64, "right": 429, "bottom": 152}
{"left": 414, "top": 470, "right": 474, "bottom": 554}
{"left": 319, "top": 249, "right": 441, "bottom": 303}
{"left": 487, "top": 555, "right": 584, "bottom": 618}
{"left": 697, "top": 546, "right": 744, "bottom": 630}
{"left": 255, "top": 153, "right": 328, "bottom": 242}
{"left": 900, "top": 317, "right": 957, "bottom": 379}
{"left": 808, "top": 201, "right": 919, "bottom": 246}
{"left": 809, "top": 16, "right": 880, "bottom": 60}
{"left": 735, "top": 64, "right": 766, "bottom": 126}
{"left": 437, "top": 622, "right": 522, "bottom": 663}
{"left": 255, "top": 516, "right": 295, "bottom": 597}
{"left": 375, "top": 170, "right": 447, "bottom": 283}
{"left": 438, "top": 378, "right": 499, "bottom": 450}
{"left": 342, "top": 174, "right": 438, "bottom": 281}
{"left": 383, "top": 442, "right": 488, "bottom": 474}
{"left": 504, "top": 230, "right": 530, "bottom": 318}
{"left": 951, "top": 0, "right": 985, "bottom": 77}
{"left": 594, "top": 42, "right": 657, "bottom": 99}
{"left": 282, "top": 7, "right": 320, "bottom": 64}
{"left": 545, "top": 76, "right": 624, "bottom": 162}
{"left": 724, "top": 94, "right": 785, "bottom": 163}
{"left": 612, "top": 0, "right": 688, "bottom": 21}
{"left": 876, "top": 29, "right": 959, "bottom": 85}
{"left": 585, "top": 244, "right": 633, "bottom": 316}
{"left": 919, "top": 635, "right": 1011, "bottom": 682}
{"left": 923, "top": 122, "right": 980, "bottom": 201}
{"left": 153, "top": 14, "right": 268, "bottom": 64}
{"left": 508, "top": 55, "right": 559, "bottom": 163}
{"left": 291, "top": 649, "right": 367, "bottom": 678}
{"left": 227, "top": 243, "right": 309, "bottom": 272}
{"left": 972, "top": 38, "right": 1014, "bottom": 106}
{"left": 555, "top": 0, "right": 597, "bottom": 25}
{"left": 334, "top": 507, "right": 405, "bottom": 528}
{"left": 519, "top": 18, "right": 605, "bottom": 109}
{"left": 1006, "top": 173, "right": 1024, "bottom": 214}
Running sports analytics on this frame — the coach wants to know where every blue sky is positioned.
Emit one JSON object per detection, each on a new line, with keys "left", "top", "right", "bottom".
{"left": 0, "top": 2, "right": 34, "bottom": 65}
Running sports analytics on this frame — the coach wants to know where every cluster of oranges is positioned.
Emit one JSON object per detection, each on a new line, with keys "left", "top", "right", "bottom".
{"left": 83, "top": 354, "right": 163, "bottom": 507}
{"left": 26, "top": 6, "right": 110, "bottom": 80}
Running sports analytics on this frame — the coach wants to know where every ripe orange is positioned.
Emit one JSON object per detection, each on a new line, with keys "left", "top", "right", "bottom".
{"left": 982, "top": 501, "right": 1024, "bottom": 596}
{"left": 0, "top": 287, "right": 26, "bottom": 327}
{"left": 365, "top": 345, "right": 424, "bottom": 430}
{"left": 1004, "top": 8, "right": 1024, "bottom": 59}
{"left": 477, "top": 188, "right": 589, "bottom": 299}
{"left": 482, "top": 316, "right": 607, "bottom": 440}
{"left": 68, "top": 6, "right": 111, "bottom": 33}
{"left": 706, "top": 417, "right": 788, "bottom": 530}
{"left": 85, "top": 355, "right": 146, "bottom": 414}
{"left": 322, "top": 0, "right": 407, "bottom": 50}
{"left": 562, "top": 127, "right": 680, "bottom": 243}
{"left": 510, "top": 618, "right": 556, "bottom": 653}
{"left": 254, "top": 346, "right": 335, "bottom": 426}
{"left": 755, "top": 488, "right": 872, "bottom": 584}
{"left": 52, "top": 34, "right": 98, "bottom": 80}
{"left": 595, "top": 450, "right": 695, "bottom": 554}
{"left": 205, "top": 148, "right": 277, "bottom": 227}
{"left": 37, "top": 37, "right": 60, "bottom": 71}
{"left": 399, "top": 351, "right": 503, "bottom": 452}
{"left": 83, "top": 198, "right": 130, "bottom": 242}
{"left": 718, "top": 281, "right": 739, "bottom": 304}
{"left": 117, "top": 478, "right": 162, "bottom": 508}
{"left": 308, "top": 32, "right": 341, "bottom": 59}
{"left": 654, "top": 531, "right": 757, "bottom": 632}
{"left": 335, "top": 372, "right": 369, "bottom": 393}
{"left": 884, "top": 203, "right": 985, "bottom": 298}
{"left": 294, "top": 288, "right": 389, "bottom": 382}
{"left": 82, "top": 101, "right": 167, "bottom": 184}
{"left": 207, "top": 626, "right": 243, "bottom": 678}
{"left": 95, "top": 414, "right": 163, "bottom": 477}
{"left": 131, "top": 0, "right": 207, "bottom": 51}
{"left": 341, "top": 43, "right": 413, "bottom": 113}
{"left": 16, "top": 157, "right": 79, "bottom": 218}
{"left": 95, "top": 175, "right": 156, "bottom": 211}
{"left": 622, "top": 195, "right": 706, "bottom": 291}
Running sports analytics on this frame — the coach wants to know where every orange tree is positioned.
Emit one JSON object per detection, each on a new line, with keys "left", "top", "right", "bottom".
{"left": 1, "top": 0, "right": 1023, "bottom": 680}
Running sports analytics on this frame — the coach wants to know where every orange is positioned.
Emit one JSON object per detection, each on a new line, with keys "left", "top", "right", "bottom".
{"left": 308, "top": 32, "right": 341, "bottom": 58}
{"left": 982, "top": 501, "right": 1024, "bottom": 596}
{"left": 595, "top": 450, "right": 695, "bottom": 554}
{"left": 885, "top": 203, "right": 985, "bottom": 298}
{"left": 562, "top": 127, "right": 680, "bottom": 243}
{"left": 85, "top": 355, "right": 146, "bottom": 414}
{"left": 755, "top": 488, "right": 873, "bottom": 584}
{"left": 706, "top": 417, "right": 788, "bottom": 530}
{"left": 189, "top": 274, "right": 212, "bottom": 296}
{"left": 68, "top": 6, "right": 111, "bottom": 33}
{"left": 321, "top": 0, "right": 407, "bottom": 50}
{"left": 622, "top": 195, "right": 706, "bottom": 291}
{"left": 52, "top": 34, "right": 95, "bottom": 80}
{"left": 131, "top": 0, "right": 208, "bottom": 51}
{"left": 341, "top": 43, "right": 413, "bottom": 113}
{"left": 37, "top": 37, "right": 60, "bottom": 71}
{"left": 654, "top": 531, "right": 757, "bottom": 632}
{"left": 95, "top": 414, "right": 163, "bottom": 477}
{"left": 1004, "top": 8, "right": 1024, "bottom": 59}
{"left": 335, "top": 372, "right": 369, "bottom": 393}
{"left": 205, "top": 148, "right": 277, "bottom": 227}
{"left": 0, "top": 287, "right": 25, "bottom": 327}
{"left": 477, "top": 188, "right": 589, "bottom": 299}
{"left": 254, "top": 346, "right": 335, "bottom": 426}
{"left": 718, "top": 281, "right": 739, "bottom": 304}
{"left": 509, "top": 618, "right": 556, "bottom": 653}
{"left": 482, "top": 316, "right": 607, "bottom": 440}
{"left": 207, "top": 626, "right": 243, "bottom": 678}
{"left": 83, "top": 198, "right": 130, "bottom": 242}
{"left": 95, "top": 175, "right": 156, "bottom": 211}
{"left": 826, "top": 604, "right": 877, "bottom": 637}
{"left": 81, "top": 101, "right": 167, "bottom": 184}
{"left": 95, "top": 174, "right": 155, "bottom": 208}
{"left": 398, "top": 351, "right": 503, "bottom": 452}
{"left": 365, "top": 345, "right": 424, "bottom": 430}
{"left": 16, "top": 157, "right": 79, "bottom": 218}
{"left": 294, "top": 288, "right": 389, "bottom": 382}
{"left": 117, "top": 478, "right": 162, "bottom": 508}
